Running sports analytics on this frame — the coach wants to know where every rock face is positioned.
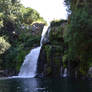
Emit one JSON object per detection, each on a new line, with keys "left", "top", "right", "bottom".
{"left": 37, "top": 20, "right": 67, "bottom": 78}
{"left": 31, "top": 23, "right": 45, "bottom": 35}
{"left": 36, "top": 20, "right": 92, "bottom": 79}
{"left": 21, "top": 23, "right": 44, "bottom": 48}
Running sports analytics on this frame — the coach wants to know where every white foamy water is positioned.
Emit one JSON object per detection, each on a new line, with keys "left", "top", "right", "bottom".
{"left": 18, "top": 47, "right": 41, "bottom": 77}
{"left": 40, "top": 26, "right": 50, "bottom": 46}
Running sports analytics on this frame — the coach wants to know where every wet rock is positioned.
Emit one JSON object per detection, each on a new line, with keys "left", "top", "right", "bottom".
{"left": 37, "top": 20, "right": 66, "bottom": 78}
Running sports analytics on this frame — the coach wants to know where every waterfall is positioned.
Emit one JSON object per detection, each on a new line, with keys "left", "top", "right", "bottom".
{"left": 63, "top": 68, "right": 68, "bottom": 78}
{"left": 40, "top": 23, "right": 50, "bottom": 46}
{"left": 18, "top": 47, "right": 41, "bottom": 77}
{"left": 40, "top": 26, "right": 48, "bottom": 46}
{"left": 18, "top": 25, "right": 49, "bottom": 78}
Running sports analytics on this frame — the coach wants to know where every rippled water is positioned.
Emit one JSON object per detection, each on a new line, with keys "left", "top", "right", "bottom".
{"left": 0, "top": 78, "right": 92, "bottom": 92}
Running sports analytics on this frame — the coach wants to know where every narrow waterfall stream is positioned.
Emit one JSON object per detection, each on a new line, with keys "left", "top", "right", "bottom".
{"left": 18, "top": 25, "right": 50, "bottom": 78}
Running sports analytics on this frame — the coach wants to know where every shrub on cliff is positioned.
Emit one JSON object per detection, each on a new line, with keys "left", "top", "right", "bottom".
{"left": 0, "top": 37, "right": 11, "bottom": 54}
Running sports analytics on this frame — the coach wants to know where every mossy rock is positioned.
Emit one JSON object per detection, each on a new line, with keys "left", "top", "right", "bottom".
{"left": 46, "top": 66, "right": 51, "bottom": 75}
{"left": 49, "top": 26, "right": 64, "bottom": 45}
{"left": 43, "top": 45, "right": 63, "bottom": 77}
{"left": 51, "top": 19, "right": 67, "bottom": 27}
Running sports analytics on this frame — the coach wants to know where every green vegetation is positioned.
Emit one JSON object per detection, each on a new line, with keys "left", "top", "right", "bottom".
{"left": 0, "top": 37, "right": 11, "bottom": 55}
{"left": 63, "top": 0, "right": 92, "bottom": 77}
{"left": 0, "top": 0, "right": 91, "bottom": 78}
{"left": 0, "top": 0, "right": 46, "bottom": 75}
{"left": 39, "top": 1, "right": 92, "bottom": 78}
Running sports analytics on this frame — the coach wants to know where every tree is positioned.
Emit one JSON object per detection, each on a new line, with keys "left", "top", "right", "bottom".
{"left": 64, "top": 0, "right": 92, "bottom": 77}
{"left": 20, "top": 7, "right": 45, "bottom": 24}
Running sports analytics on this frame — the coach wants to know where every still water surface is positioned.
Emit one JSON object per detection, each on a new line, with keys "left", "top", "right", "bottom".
{"left": 0, "top": 78, "right": 92, "bottom": 92}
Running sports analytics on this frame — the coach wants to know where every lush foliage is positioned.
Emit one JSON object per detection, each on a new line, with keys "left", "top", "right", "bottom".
{"left": 21, "top": 7, "right": 46, "bottom": 24}
{"left": 0, "top": 37, "right": 11, "bottom": 54}
{"left": 0, "top": 0, "right": 46, "bottom": 75}
{"left": 64, "top": 0, "right": 92, "bottom": 76}
{"left": 0, "top": 0, "right": 92, "bottom": 78}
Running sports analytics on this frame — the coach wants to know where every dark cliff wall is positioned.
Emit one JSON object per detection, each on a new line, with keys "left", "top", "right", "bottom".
{"left": 37, "top": 20, "right": 67, "bottom": 78}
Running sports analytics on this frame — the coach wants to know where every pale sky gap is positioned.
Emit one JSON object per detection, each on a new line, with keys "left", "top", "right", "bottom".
{"left": 21, "top": 0, "right": 67, "bottom": 22}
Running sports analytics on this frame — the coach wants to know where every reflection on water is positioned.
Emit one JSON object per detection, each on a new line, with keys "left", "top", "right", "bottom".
{"left": 0, "top": 78, "right": 92, "bottom": 92}
{"left": 18, "top": 78, "right": 47, "bottom": 92}
{"left": 19, "top": 78, "right": 38, "bottom": 92}
{"left": 0, "top": 78, "right": 47, "bottom": 92}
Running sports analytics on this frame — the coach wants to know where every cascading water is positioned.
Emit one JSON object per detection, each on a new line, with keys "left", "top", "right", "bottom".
{"left": 63, "top": 68, "right": 68, "bottom": 78}
{"left": 40, "top": 26, "right": 48, "bottom": 46}
{"left": 18, "top": 25, "right": 50, "bottom": 78}
{"left": 18, "top": 47, "right": 41, "bottom": 77}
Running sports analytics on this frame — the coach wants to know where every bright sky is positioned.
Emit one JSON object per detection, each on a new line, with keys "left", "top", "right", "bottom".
{"left": 20, "top": 0, "right": 67, "bottom": 22}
